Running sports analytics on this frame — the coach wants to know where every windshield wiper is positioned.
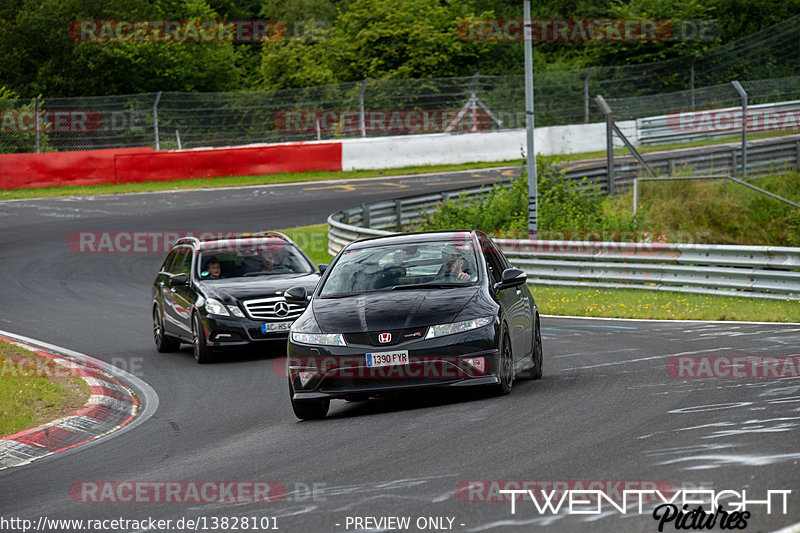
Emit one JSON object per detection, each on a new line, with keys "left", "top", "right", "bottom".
{"left": 390, "top": 283, "right": 467, "bottom": 290}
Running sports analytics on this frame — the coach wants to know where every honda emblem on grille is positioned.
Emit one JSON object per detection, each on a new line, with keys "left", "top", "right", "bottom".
{"left": 274, "top": 301, "right": 290, "bottom": 317}
{"left": 378, "top": 332, "right": 392, "bottom": 343}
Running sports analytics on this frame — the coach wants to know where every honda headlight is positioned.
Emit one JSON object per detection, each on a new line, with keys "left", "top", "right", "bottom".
{"left": 291, "top": 332, "right": 346, "bottom": 347}
{"left": 425, "top": 316, "right": 494, "bottom": 339}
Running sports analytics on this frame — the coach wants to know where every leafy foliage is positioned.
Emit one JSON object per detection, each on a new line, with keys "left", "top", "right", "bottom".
{"left": 420, "top": 156, "right": 800, "bottom": 246}
{"left": 419, "top": 155, "right": 641, "bottom": 236}
{"left": 0, "top": 87, "right": 52, "bottom": 153}
{"left": 1, "top": 0, "right": 796, "bottom": 97}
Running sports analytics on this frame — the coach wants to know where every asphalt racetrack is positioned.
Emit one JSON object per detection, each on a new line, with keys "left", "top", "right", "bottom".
{"left": 1, "top": 169, "right": 799, "bottom": 533}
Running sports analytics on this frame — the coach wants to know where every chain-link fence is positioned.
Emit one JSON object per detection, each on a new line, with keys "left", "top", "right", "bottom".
{"left": 3, "top": 14, "right": 800, "bottom": 153}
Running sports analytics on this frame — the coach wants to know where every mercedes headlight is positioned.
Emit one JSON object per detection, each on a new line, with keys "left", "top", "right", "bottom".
{"left": 204, "top": 298, "right": 230, "bottom": 317}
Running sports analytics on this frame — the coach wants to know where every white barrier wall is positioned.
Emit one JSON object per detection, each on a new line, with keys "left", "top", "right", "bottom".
{"left": 341, "top": 120, "right": 636, "bottom": 171}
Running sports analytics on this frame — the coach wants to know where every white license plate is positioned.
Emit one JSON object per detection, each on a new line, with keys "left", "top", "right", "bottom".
{"left": 261, "top": 322, "right": 292, "bottom": 332}
{"left": 366, "top": 350, "right": 410, "bottom": 368}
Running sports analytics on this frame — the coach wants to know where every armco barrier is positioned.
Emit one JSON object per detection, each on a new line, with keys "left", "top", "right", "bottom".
{"left": 328, "top": 190, "right": 800, "bottom": 301}
{"left": 0, "top": 142, "right": 342, "bottom": 190}
{"left": 637, "top": 99, "right": 800, "bottom": 146}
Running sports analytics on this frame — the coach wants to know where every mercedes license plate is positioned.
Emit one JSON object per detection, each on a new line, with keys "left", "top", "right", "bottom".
{"left": 262, "top": 322, "right": 292, "bottom": 332}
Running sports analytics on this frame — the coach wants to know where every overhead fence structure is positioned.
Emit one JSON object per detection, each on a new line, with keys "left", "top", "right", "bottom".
{"left": 327, "top": 188, "right": 800, "bottom": 301}
{"left": 4, "top": 14, "right": 800, "bottom": 154}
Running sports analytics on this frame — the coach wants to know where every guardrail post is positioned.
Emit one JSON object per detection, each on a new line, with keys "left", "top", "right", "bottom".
{"left": 632, "top": 178, "right": 639, "bottom": 214}
{"left": 395, "top": 199, "right": 403, "bottom": 230}
{"left": 796, "top": 142, "right": 800, "bottom": 172}
{"left": 731, "top": 150, "right": 737, "bottom": 178}
{"left": 362, "top": 203, "right": 371, "bottom": 228}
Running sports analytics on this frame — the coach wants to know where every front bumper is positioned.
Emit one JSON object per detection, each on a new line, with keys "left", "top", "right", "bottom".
{"left": 202, "top": 314, "right": 293, "bottom": 347}
{"left": 287, "top": 325, "right": 501, "bottom": 400}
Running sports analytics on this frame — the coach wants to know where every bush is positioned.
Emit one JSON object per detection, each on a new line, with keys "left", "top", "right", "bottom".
{"left": 418, "top": 154, "right": 643, "bottom": 238}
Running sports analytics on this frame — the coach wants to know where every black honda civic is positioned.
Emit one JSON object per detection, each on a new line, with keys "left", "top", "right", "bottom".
{"left": 284, "top": 230, "right": 543, "bottom": 420}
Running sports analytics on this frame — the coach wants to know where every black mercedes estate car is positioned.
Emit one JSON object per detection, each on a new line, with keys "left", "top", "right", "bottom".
{"left": 284, "top": 230, "right": 543, "bottom": 419}
{"left": 152, "top": 232, "right": 321, "bottom": 363}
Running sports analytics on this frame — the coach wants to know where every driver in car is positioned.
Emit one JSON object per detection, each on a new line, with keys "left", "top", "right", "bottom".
{"left": 438, "top": 249, "right": 471, "bottom": 281}
{"left": 260, "top": 252, "right": 276, "bottom": 271}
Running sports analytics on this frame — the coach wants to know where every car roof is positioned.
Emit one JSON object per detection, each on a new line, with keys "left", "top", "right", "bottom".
{"left": 198, "top": 237, "right": 289, "bottom": 252}
{"left": 171, "top": 232, "right": 294, "bottom": 252}
{"left": 344, "top": 230, "right": 479, "bottom": 251}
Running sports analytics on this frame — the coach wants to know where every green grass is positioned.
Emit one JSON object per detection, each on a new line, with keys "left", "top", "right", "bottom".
{"left": 0, "top": 159, "right": 522, "bottom": 201}
{"left": 613, "top": 171, "right": 800, "bottom": 246}
{"left": 0, "top": 341, "right": 90, "bottom": 436}
{"left": 530, "top": 285, "right": 800, "bottom": 322}
{"left": 280, "top": 224, "right": 334, "bottom": 266}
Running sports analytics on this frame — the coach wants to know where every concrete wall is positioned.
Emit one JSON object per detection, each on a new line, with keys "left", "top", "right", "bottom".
{"left": 341, "top": 120, "right": 636, "bottom": 170}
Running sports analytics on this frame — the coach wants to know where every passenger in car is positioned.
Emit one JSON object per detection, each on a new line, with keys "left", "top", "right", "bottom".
{"left": 203, "top": 257, "right": 223, "bottom": 279}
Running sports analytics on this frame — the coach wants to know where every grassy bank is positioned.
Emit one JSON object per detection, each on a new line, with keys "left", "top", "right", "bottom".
{"left": 613, "top": 172, "right": 800, "bottom": 246}
{"left": 0, "top": 340, "right": 90, "bottom": 436}
{"left": 531, "top": 286, "right": 799, "bottom": 322}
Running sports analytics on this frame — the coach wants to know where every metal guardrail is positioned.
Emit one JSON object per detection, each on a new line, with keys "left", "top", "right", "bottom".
{"left": 327, "top": 187, "right": 800, "bottom": 301}
{"left": 327, "top": 184, "right": 506, "bottom": 255}
{"left": 563, "top": 134, "right": 800, "bottom": 194}
{"left": 636, "top": 99, "right": 800, "bottom": 146}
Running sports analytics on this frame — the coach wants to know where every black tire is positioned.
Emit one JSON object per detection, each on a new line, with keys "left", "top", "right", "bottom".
{"left": 192, "top": 313, "right": 214, "bottom": 364}
{"left": 289, "top": 381, "right": 329, "bottom": 420}
{"left": 153, "top": 306, "right": 180, "bottom": 353}
{"left": 493, "top": 330, "right": 514, "bottom": 396}
{"left": 528, "top": 314, "right": 543, "bottom": 380}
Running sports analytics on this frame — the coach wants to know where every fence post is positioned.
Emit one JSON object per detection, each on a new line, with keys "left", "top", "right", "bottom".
{"left": 524, "top": 0, "right": 538, "bottom": 235}
{"left": 153, "top": 91, "right": 162, "bottom": 151}
{"left": 34, "top": 96, "right": 40, "bottom": 153}
{"left": 470, "top": 73, "right": 480, "bottom": 132}
{"left": 584, "top": 67, "right": 594, "bottom": 123}
{"left": 359, "top": 79, "right": 368, "bottom": 138}
{"left": 731, "top": 81, "right": 747, "bottom": 178}
{"left": 596, "top": 94, "right": 615, "bottom": 195}
{"left": 690, "top": 58, "right": 696, "bottom": 110}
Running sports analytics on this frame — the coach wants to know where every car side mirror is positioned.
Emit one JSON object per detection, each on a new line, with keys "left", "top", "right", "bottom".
{"left": 284, "top": 286, "right": 308, "bottom": 304}
{"left": 169, "top": 273, "right": 188, "bottom": 286}
{"left": 318, "top": 263, "right": 328, "bottom": 274}
{"left": 493, "top": 268, "right": 527, "bottom": 292}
